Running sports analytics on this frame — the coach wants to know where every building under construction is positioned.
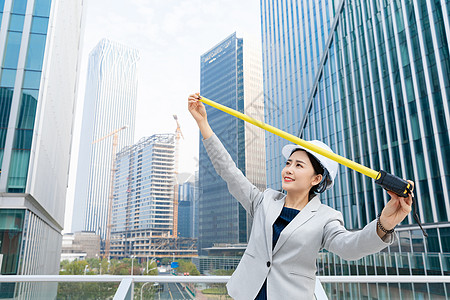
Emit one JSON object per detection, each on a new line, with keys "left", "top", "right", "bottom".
{"left": 109, "top": 134, "right": 197, "bottom": 260}
{"left": 110, "top": 231, "right": 197, "bottom": 259}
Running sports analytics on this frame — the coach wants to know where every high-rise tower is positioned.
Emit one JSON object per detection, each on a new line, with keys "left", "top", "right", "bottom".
{"left": 72, "top": 39, "right": 139, "bottom": 239}
{"left": 198, "top": 32, "right": 266, "bottom": 254}
{"left": 261, "top": 0, "right": 450, "bottom": 297}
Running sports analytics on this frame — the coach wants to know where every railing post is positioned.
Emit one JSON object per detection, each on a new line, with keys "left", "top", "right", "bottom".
{"left": 315, "top": 278, "right": 329, "bottom": 300}
{"left": 114, "top": 278, "right": 134, "bottom": 300}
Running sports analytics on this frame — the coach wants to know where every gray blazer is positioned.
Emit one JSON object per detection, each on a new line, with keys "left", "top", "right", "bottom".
{"left": 203, "top": 134, "right": 395, "bottom": 299}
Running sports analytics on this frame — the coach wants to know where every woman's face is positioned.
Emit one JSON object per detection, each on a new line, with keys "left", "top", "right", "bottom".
{"left": 281, "top": 150, "right": 322, "bottom": 194}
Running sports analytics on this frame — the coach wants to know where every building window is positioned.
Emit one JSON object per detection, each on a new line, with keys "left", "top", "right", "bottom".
{"left": 0, "top": 209, "right": 25, "bottom": 275}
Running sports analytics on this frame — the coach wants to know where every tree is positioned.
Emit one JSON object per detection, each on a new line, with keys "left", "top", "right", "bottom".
{"left": 160, "top": 258, "right": 172, "bottom": 265}
{"left": 60, "top": 259, "right": 70, "bottom": 272}
{"left": 57, "top": 258, "right": 159, "bottom": 298}
{"left": 100, "top": 258, "right": 109, "bottom": 274}
{"left": 60, "top": 260, "right": 88, "bottom": 275}
{"left": 212, "top": 269, "right": 235, "bottom": 276}
{"left": 109, "top": 259, "right": 120, "bottom": 275}
{"left": 86, "top": 257, "right": 99, "bottom": 270}
{"left": 144, "top": 261, "right": 158, "bottom": 275}
{"left": 175, "top": 260, "right": 200, "bottom": 276}
{"left": 113, "top": 263, "right": 130, "bottom": 275}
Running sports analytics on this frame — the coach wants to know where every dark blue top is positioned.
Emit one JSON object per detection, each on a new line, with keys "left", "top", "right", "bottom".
{"left": 255, "top": 206, "right": 300, "bottom": 300}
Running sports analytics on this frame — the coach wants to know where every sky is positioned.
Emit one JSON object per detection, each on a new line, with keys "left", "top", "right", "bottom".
{"left": 64, "top": 0, "right": 262, "bottom": 232}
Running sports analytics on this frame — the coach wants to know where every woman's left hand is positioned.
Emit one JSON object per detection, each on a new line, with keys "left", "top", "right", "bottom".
{"left": 379, "top": 180, "right": 414, "bottom": 232}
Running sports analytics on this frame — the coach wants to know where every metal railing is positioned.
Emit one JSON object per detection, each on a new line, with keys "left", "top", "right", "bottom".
{"left": 1, "top": 275, "right": 449, "bottom": 299}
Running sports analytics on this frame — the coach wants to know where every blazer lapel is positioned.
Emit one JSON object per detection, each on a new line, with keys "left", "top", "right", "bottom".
{"left": 265, "top": 194, "right": 285, "bottom": 257}
{"left": 272, "top": 196, "right": 321, "bottom": 255}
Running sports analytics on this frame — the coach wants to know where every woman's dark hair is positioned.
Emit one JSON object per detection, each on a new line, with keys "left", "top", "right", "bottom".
{"left": 290, "top": 149, "right": 327, "bottom": 200}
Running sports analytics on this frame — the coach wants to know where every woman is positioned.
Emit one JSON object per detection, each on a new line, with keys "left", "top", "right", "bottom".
{"left": 188, "top": 93, "right": 413, "bottom": 299}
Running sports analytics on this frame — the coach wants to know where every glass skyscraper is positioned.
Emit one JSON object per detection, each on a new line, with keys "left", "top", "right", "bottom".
{"left": 261, "top": 0, "right": 450, "bottom": 298}
{"left": 72, "top": 39, "right": 139, "bottom": 240}
{"left": 199, "top": 32, "right": 266, "bottom": 254}
{"left": 178, "top": 173, "right": 196, "bottom": 238}
{"left": 0, "top": 0, "right": 84, "bottom": 296}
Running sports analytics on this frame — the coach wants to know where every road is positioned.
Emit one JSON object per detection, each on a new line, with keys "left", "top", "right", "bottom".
{"left": 155, "top": 282, "right": 191, "bottom": 299}
{"left": 147, "top": 271, "right": 192, "bottom": 300}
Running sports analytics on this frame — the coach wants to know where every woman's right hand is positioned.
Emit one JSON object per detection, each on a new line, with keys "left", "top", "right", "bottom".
{"left": 188, "top": 92, "right": 214, "bottom": 139}
{"left": 188, "top": 93, "right": 207, "bottom": 123}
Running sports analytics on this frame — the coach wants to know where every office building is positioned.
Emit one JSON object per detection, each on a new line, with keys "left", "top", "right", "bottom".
{"left": 0, "top": 0, "right": 84, "bottom": 297}
{"left": 193, "top": 243, "right": 246, "bottom": 274}
{"left": 193, "top": 170, "right": 199, "bottom": 238}
{"left": 177, "top": 173, "right": 196, "bottom": 238}
{"left": 72, "top": 39, "right": 139, "bottom": 239}
{"left": 60, "top": 234, "right": 87, "bottom": 262}
{"left": 61, "top": 232, "right": 101, "bottom": 262}
{"left": 261, "top": 0, "right": 450, "bottom": 298}
{"left": 198, "top": 32, "right": 266, "bottom": 254}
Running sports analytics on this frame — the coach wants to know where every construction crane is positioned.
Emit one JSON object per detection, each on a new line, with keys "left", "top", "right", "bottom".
{"left": 92, "top": 125, "right": 128, "bottom": 259}
{"left": 173, "top": 115, "right": 184, "bottom": 238}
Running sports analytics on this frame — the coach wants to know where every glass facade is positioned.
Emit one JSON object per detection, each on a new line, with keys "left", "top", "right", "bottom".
{"left": 0, "top": 88, "right": 14, "bottom": 174}
{"left": 199, "top": 33, "right": 246, "bottom": 254}
{"left": 199, "top": 33, "right": 265, "bottom": 254}
{"left": 321, "top": 281, "right": 449, "bottom": 299}
{"left": 178, "top": 200, "right": 192, "bottom": 238}
{"left": 0, "top": 0, "right": 28, "bottom": 179}
{"left": 0, "top": 208, "right": 24, "bottom": 298}
{"left": 0, "top": 209, "right": 24, "bottom": 275}
{"left": 261, "top": 0, "right": 450, "bottom": 298}
{"left": 0, "top": 208, "right": 62, "bottom": 298}
{"left": 0, "top": 0, "right": 52, "bottom": 282}
{"left": 2, "top": 0, "right": 51, "bottom": 192}
{"left": 178, "top": 179, "right": 196, "bottom": 238}
{"left": 261, "top": 0, "right": 335, "bottom": 191}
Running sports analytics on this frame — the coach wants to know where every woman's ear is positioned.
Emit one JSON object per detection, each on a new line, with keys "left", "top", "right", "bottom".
{"left": 312, "top": 174, "right": 323, "bottom": 186}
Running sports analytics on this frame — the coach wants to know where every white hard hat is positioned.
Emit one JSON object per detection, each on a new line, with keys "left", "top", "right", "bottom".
{"left": 282, "top": 140, "right": 339, "bottom": 190}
